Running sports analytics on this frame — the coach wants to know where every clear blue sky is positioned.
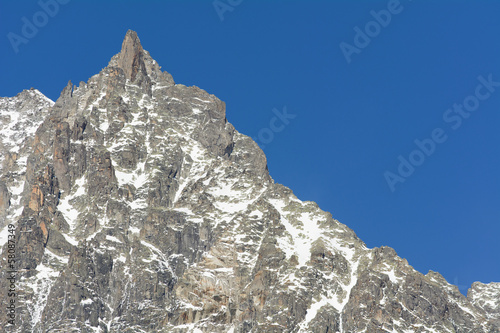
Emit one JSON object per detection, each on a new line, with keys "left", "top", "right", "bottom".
{"left": 1, "top": 0, "right": 499, "bottom": 293}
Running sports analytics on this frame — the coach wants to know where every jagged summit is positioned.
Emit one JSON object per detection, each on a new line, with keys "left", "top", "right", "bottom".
{"left": 104, "top": 30, "right": 175, "bottom": 99}
{"left": 122, "top": 29, "right": 143, "bottom": 53}
{"left": 0, "top": 30, "right": 499, "bottom": 333}
{"left": 116, "top": 30, "right": 145, "bottom": 81}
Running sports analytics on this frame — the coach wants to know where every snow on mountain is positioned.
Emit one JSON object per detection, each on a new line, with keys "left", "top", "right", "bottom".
{"left": 0, "top": 89, "right": 54, "bottom": 246}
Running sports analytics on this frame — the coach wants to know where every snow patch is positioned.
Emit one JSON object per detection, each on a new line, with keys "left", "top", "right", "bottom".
{"left": 58, "top": 176, "right": 87, "bottom": 232}
{"left": 269, "top": 199, "right": 323, "bottom": 266}
{"left": 106, "top": 235, "right": 122, "bottom": 243}
{"left": 81, "top": 298, "right": 94, "bottom": 305}
{"left": 24, "top": 252, "right": 62, "bottom": 328}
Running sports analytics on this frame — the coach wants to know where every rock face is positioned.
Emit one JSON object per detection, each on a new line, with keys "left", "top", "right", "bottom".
{"left": 0, "top": 30, "right": 498, "bottom": 333}
{"left": 0, "top": 88, "right": 54, "bottom": 226}
{"left": 468, "top": 282, "right": 500, "bottom": 329}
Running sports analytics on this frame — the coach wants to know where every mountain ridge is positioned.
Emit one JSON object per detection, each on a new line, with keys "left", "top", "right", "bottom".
{"left": 0, "top": 30, "right": 498, "bottom": 333}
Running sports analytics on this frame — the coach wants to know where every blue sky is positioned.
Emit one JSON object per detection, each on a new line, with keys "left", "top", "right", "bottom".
{"left": 1, "top": 0, "right": 499, "bottom": 293}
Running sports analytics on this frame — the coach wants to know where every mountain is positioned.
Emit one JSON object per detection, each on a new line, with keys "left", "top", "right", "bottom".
{"left": 0, "top": 88, "right": 54, "bottom": 238}
{"left": 0, "top": 30, "right": 498, "bottom": 333}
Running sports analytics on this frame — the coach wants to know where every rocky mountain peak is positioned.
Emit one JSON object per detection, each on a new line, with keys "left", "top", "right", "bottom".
{"left": 0, "top": 30, "right": 499, "bottom": 333}
{"left": 122, "top": 29, "right": 143, "bottom": 53}
{"left": 116, "top": 29, "right": 145, "bottom": 81}
{"left": 105, "top": 30, "right": 174, "bottom": 90}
